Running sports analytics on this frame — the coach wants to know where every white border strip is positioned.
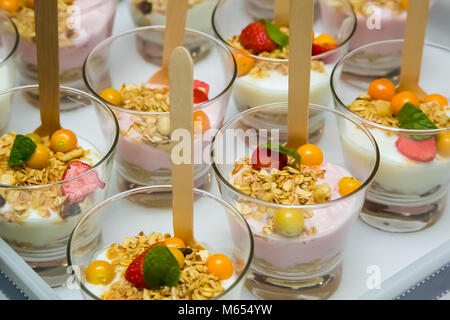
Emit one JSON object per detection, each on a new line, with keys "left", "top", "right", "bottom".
{"left": 0, "top": 237, "right": 60, "bottom": 300}
{"left": 359, "top": 239, "right": 450, "bottom": 300}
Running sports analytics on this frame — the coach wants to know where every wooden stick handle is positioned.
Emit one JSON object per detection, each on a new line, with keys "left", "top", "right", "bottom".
{"left": 287, "top": 0, "right": 314, "bottom": 148}
{"left": 35, "top": 0, "right": 60, "bottom": 136}
{"left": 274, "top": 0, "right": 290, "bottom": 26}
{"left": 169, "top": 47, "right": 195, "bottom": 246}
{"left": 399, "top": 0, "right": 430, "bottom": 93}
{"left": 161, "top": 0, "right": 189, "bottom": 71}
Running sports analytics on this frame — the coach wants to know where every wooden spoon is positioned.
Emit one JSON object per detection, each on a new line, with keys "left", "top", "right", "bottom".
{"left": 34, "top": 0, "right": 61, "bottom": 137}
{"left": 286, "top": 0, "right": 315, "bottom": 149}
{"left": 148, "top": 0, "right": 189, "bottom": 86}
{"left": 169, "top": 47, "right": 195, "bottom": 246}
{"left": 274, "top": 0, "right": 290, "bottom": 27}
{"left": 396, "top": 0, "right": 430, "bottom": 100}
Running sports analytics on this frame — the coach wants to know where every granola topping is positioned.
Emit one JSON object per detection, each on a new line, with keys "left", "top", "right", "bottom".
{"left": 0, "top": 132, "right": 97, "bottom": 222}
{"left": 99, "top": 232, "right": 225, "bottom": 300}
{"left": 348, "top": 93, "right": 450, "bottom": 129}
{"left": 10, "top": 0, "right": 82, "bottom": 47}
{"left": 228, "top": 30, "right": 326, "bottom": 78}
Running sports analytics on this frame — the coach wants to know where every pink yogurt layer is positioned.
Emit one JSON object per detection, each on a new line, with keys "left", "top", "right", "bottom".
{"left": 18, "top": 0, "right": 117, "bottom": 71}
{"left": 241, "top": 162, "right": 361, "bottom": 269}
{"left": 116, "top": 86, "right": 224, "bottom": 172}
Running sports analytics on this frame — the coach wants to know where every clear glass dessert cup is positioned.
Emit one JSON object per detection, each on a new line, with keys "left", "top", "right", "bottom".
{"left": 0, "top": 11, "right": 19, "bottom": 133}
{"left": 67, "top": 185, "right": 254, "bottom": 300}
{"left": 332, "top": 40, "right": 450, "bottom": 233}
{"left": 83, "top": 26, "right": 236, "bottom": 193}
{"left": 0, "top": 85, "right": 118, "bottom": 286}
{"left": 212, "top": 0, "right": 356, "bottom": 111}
{"left": 211, "top": 103, "right": 379, "bottom": 299}
{"left": 1, "top": 0, "right": 118, "bottom": 92}
{"left": 128, "top": 0, "right": 219, "bottom": 35}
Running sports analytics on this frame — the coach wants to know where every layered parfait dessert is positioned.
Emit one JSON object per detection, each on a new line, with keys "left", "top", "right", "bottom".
{"left": 211, "top": 103, "right": 379, "bottom": 299}
{"left": 84, "top": 27, "right": 236, "bottom": 190}
{"left": 0, "top": 0, "right": 117, "bottom": 87}
{"left": 342, "top": 79, "right": 450, "bottom": 197}
{"left": 83, "top": 232, "right": 235, "bottom": 300}
{"left": 0, "top": 129, "right": 105, "bottom": 248}
{"left": 227, "top": 20, "right": 337, "bottom": 109}
{"left": 100, "top": 80, "right": 215, "bottom": 189}
{"left": 129, "top": 0, "right": 218, "bottom": 34}
{"left": 230, "top": 143, "right": 362, "bottom": 277}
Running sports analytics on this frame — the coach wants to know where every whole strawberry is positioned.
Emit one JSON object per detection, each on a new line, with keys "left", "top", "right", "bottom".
{"left": 124, "top": 242, "right": 165, "bottom": 289}
{"left": 239, "top": 22, "right": 277, "bottom": 54}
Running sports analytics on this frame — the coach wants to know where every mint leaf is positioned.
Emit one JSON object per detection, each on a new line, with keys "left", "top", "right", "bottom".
{"left": 260, "top": 19, "right": 289, "bottom": 47}
{"left": 143, "top": 245, "right": 180, "bottom": 290}
{"left": 265, "top": 143, "right": 301, "bottom": 164}
{"left": 8, "top": 135, "right": 37, "bottom": 167}
{"left": 397, "top": 103, "right": 438, "bottom": 140}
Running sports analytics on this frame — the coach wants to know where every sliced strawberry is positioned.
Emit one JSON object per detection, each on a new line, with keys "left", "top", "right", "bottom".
{"left": 62, "top": 161, "right": 105, "bottom": 203}
{"left": 239, "top": 22, "right": 277, "bottom": 54}
{"left": 193, "top": 80, "right": 210, "bottom": 96}
{"left": 312, "top": 42, "right": 338, "bottom": 56}
{"left": 193, "top": 88, "right": 209, "bottom": 104}
{"left": 124, "top": 242, "right": 165, "bottom": 289}
{"left": 395, "top": 136, "right": 437, "bottom": 162}
{"left": 251, "top": 146, "right": 288, "bottom": 170}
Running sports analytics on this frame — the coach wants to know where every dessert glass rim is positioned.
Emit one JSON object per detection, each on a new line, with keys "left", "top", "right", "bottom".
{"left": 67, "top": 184, "right": 255, "bottom": 301}
{"left": 83, "top": 26, "right": 238, "bottom": 117}
{"left": 0, "top": 84, "right": 119, "bottom": 190}
{"left": 331, "top": 39, "right": 450, "bottom": 134}
{"left": 210, "top": 102, "right": 380, "bottom": 210}
{"left": 211, "top": 0, "right": 357, "bottom": 63}
{"left": 0, "top": 11, "right": 19, "bottom": 68}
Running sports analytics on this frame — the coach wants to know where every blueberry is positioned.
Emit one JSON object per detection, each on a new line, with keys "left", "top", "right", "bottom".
{"left": 0, "top": 195, "right": 5, "bottom": 208}
{"left": 138, "top": 1, "right": 152, "bottom": 14}
{"left": 60, "top": 202, "right": 81, "bottom": 219}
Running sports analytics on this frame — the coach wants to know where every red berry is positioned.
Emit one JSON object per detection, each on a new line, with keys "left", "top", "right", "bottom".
{"left": 251, "top": 146, "right": 288, "bottom": 170}
{"left": 312, "top": 42, "right": 338, "bottom": 56}
{"left": 239, "top": 22, "right": 277, "bottom": 54}
{"left": 193, "top": 88, "right": 209, "bottom": 104}
{"left": 62, "top": 161, "right": 105, "bottom": 203}
{"left": 395, "top": 136, "right": 437, "bottom": 162}
{"left": 124, "top": 242, "right": 165, "bottom": 289}
{"left": 193, "top": 80, "right": 210, "bottom": 96}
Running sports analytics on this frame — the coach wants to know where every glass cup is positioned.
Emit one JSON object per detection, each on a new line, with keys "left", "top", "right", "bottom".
{"left": 211, "top": 103, "right": 379, "bottom": 299}
{"left": 84, "top": 26, "right": 236, "bottom": 193}
{"left": 212, "top": 0, "right": 356, "bottom": 111}
{"left": 67, "top": 186, "right": 254, "bottom": 300}
{"left": 128, "top": 0, "right": 219, "bottom": 35}
{"left": 1, "top": 0, "right": 118, "bottom": 92}
{"left": 331, "top": 40, "right": 450, "bottom": 232}
{"left": 0, "top": 11, "right": 18, "bottom": 132}
{"left": 321, "top": 0, "right": 434, "bottom": 52}
{"left": 0, "top": 85, "right": 118, "bottom": 286}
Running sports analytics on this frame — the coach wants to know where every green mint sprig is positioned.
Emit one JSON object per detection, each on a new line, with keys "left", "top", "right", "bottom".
{"left": 397, "top": 102, "right": 438, "bottom": 140}
{"left": 260, "top": 19, "right": 289, "bottom": 47}
{"left": 143, "top": 245, "right": 180, "bottom": 290}
{"left": 8, "top": 134, "right": 37, "bottom": 167}
{"left": 265, "top": 142, "right": 301, "bottom": 164}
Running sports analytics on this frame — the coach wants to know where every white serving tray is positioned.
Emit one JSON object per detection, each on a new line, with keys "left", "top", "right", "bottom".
{"left": 7, "top": 0, "right": 450, "bottom": 300}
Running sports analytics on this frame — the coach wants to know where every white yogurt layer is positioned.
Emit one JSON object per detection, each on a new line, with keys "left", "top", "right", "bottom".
{"left": 0, "top": 50, "right": 14, "bottom": 132}
{"left": 0, "top": 138, "right": 102, "bottom": 247}
{"left": 340, "top": 121, "right": 450, "bottom": 195}
{"left": 85, "top": 246, "right": 236, "bottom": 299}
{"left": 233, "top": 64, "right": 333, "bottom": 108}
{"left": 142, "top": 0, "right": 217, "bottom": 34}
